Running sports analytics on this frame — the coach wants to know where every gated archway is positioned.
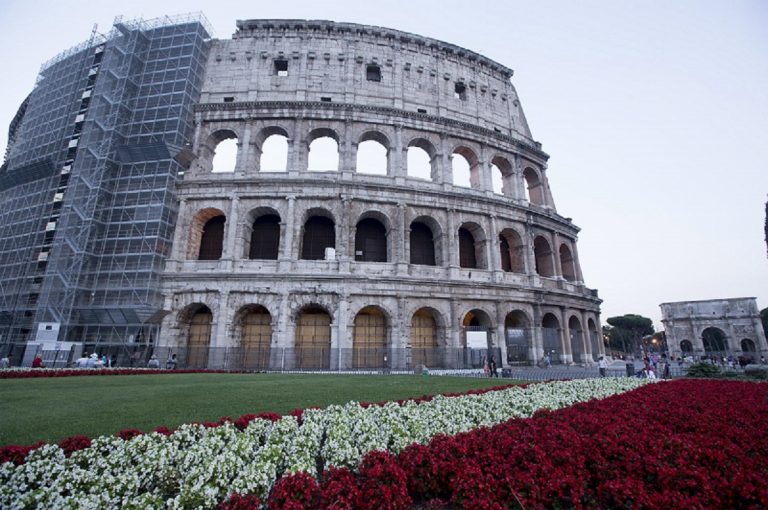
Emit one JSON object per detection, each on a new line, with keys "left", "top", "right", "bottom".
{"left": 353, "top": 306, "right": 387, "bottom": 368}
{"left": 542, "top": 313, "right": 562, "bottom": 364}
{"left": 186, "top": 306, "right": 212, "bottom": 369}
{"left": 239, "top": 306, "right": 272, "bottom": 370}
{"left": 504, "top": 310, "right": 530, "bottom": 364}
{"left": 569, "top": 316, "right": 584, "bottom": 363}
{"left": 295, "top": 305, "right": 331, "bottom": 369}
{"left": 410, "top": 308, "right": 439, "bottom": 368}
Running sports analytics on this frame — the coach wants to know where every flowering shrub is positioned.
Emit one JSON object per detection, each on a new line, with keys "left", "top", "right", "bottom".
{"left": 57, "top": 435, "right": 92, "bottom": 457}
{"left": 267, "top": 471, "right": 320, "bottom": 509}
{"left": 318, "top": 467, "right": 359, "bottom": 510}
{"left": 0, "top": 378, "right": 649, "bottom": 508}
{"left": 218, "top": 493, "right": 263, "bottom": 510}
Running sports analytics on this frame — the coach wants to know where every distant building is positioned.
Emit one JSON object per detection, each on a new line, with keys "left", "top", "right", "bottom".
{"left": 660, "top": 298, "right": 767, "bottom": 361}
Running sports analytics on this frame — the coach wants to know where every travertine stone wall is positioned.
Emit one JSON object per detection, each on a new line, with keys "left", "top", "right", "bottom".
{"left": 159, "top": 20, "right": 603, "bottom": 368}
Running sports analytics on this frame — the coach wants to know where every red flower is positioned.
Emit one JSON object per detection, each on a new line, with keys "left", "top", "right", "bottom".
{"left": 218, "top": 493, "right": 262, "bottom": 510}
{"left": 58, "top": 435, "right": 92, "bottom": 457}
{"left": 268, "top": 471, "right": 320, "bottom": 510}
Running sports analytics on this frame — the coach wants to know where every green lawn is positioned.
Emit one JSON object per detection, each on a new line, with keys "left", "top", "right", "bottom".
{"left": 0, "top": 373, "right": 516, "bottom": 445}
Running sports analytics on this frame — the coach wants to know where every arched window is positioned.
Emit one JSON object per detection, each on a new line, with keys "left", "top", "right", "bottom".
{"left": 355, "top": 218, "right": 387, "bottom": 262}
{"left": 452, "top": 153, "right": 471, "bottom": 188}
{"left": 295, "top": 305, "right": 331, "bottom": 369}
{"left": 407, "top": 139, "right": 434, "bottom": 180}
{"left": 211, "top": 138, "right": 238, "bottom": 173}
{"left": 499, "top": 229, "right": 525, "bottom": 273}
{"left": 491, "top": 157, "right": 513, "bottom": 196}
{"left": 260, "top": 134, "right": 288, "bottom": 172}
{"left": 249, "top": 214, "right": 280, "bottom": 260}
{"left": 356, "top": 140, "right": 387, "bottom": 175}
{"left": 353, "top": 306, "right": 387, "bottom": 368}
{"left": 459, "top": 228, "right": 477, "bottom": 268}
{"left": 308, "top": 136, "right": 339, "bottom": 171}
{"left": 523, "top": 167, "right": 544, "bottom": 205}
{"left": 560, "top": 244, "right": 576, "bottom": 282}
{"left": 301, "top": 216, "right": 335, "bottom": 260}
{"left": 533, "top": 236, "right": 554, "bottom": 277}
{"left": 409, "top": 221, "right": 436, "bottom": 266}
{"left": 198, "top": 216, "right": 226, "bottom": 260}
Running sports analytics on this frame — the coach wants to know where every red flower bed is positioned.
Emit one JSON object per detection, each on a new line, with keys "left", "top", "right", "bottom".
{"left": 228, "top": 380, "right": 767, "bottom": 509}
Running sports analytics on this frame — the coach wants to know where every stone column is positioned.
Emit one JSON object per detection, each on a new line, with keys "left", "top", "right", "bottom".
{"left": 279, "top": 196, "right": 296, "bottom": 272}
{"left": 340, "top": 120, "right": 354, "bottom": 178}
{"left": 561, "top": 308, "right": 573, "bottom": 364}
{"left": 338, "top": 196, "right": 351, "bottom": 272}
{"left": 334, "top": 293, "right": 349, "bottom": 370}
{"left": 236, "top": 123, "right": 253, "bottom": 175}
{"left": 446, "top": 209, "right": 458, "bottom": 278}
{"left": 495, "top": 301, "right": 508, "bottom": 367}
{"left": 210, "top": 291, "right": 230, "bottom": 369}
{"left": 392, "top": 125, "right": 405, "bottom": 181}
{"left": 571, "top": 239, "right": 585, "bottom": 283}
{"left": 171, "top": 198, "right": 189, "bottom": 264}
{"left": 488, "top": 214, "right": 502, "bottom": 280}
{"left": 396, "top": 203, "right": 408, "bottom": 274}
{"left": 551, "top": 231, "right": 563, "bottom": 279}
{"left": 223, "top": 197, "right": 240, "bottom": 263}
{"left": 581, "top": 310, "right": 593, "bottom": 363}
{"left": 437, "top": 134, "right": 450, "bottom": 186}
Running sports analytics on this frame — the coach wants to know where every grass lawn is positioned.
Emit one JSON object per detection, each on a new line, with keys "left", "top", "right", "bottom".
{"left": 0, "top": 373, "right": 517, "bottom": 445}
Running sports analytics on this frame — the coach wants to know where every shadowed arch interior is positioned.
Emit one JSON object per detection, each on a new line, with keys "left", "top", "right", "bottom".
{"left": 533, "top": 236, "right": 554, "bottom": 277}
{"left": 198, "top": 216, "right": 226, "bottom": 260}
{"left": 542, "top": 312, "right": 561, "bottom": 363}
{"left": 355, "top": 218, "right": 387, "bottom": 262}
{"left": 409, "top": 221, "right": 436, "bottom": 266}
{"left": 249, "top": 214, "right": 280, "bottom": 260}
{"left": 301, "top": 216, "right": 335, "bottom": 260}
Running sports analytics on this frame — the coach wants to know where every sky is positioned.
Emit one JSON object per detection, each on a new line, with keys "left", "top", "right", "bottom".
{"left": 0, "top": 0, "right": 766, "bottom": 329}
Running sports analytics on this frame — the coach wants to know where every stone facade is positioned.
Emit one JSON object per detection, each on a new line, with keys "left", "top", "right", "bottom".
{"left": 158, "top": 20, "right": 602, "bottom": 370}
{"left": 660, "top": 298, "right": 768, "bottom": 361}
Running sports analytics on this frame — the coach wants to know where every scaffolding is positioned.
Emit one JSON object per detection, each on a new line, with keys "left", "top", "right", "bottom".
{"left": 0, "top": 15, "right": 211, "bottom": 355}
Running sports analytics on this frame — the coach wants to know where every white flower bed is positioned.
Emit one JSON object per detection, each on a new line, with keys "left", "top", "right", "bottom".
{"left": 0, "top": 378, "right": 650, "bottom": 509}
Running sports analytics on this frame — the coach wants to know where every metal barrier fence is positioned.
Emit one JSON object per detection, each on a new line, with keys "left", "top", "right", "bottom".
{"left": 0, "top": 343, "right": 503, "bottom": 372}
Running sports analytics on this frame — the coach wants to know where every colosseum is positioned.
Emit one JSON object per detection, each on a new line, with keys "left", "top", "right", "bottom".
{"left": 0, "top": 15, "right": 602, "bottom": 369}
{"left": 159, "top": 18, "right": 603, "bottom": 370}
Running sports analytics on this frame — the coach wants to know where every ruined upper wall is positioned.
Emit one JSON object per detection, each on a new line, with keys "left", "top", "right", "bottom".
{"left": 201, "top": 19, "right": 534, "bottom": 143}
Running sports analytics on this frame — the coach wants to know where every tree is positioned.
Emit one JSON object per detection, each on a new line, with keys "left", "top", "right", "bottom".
{"left": 606, "top": 314, "right": 655, "bottom": 356}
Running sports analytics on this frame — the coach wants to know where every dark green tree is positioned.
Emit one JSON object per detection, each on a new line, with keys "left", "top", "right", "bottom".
{"left": 606, "top": 314, "right": 655, "bottom": 356}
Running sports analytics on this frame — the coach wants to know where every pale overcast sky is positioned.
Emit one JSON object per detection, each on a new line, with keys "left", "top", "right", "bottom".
{"left": 1, "top": 0, "right": 766, "bottom": 328}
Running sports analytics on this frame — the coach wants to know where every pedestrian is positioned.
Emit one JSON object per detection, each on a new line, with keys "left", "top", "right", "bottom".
{"left": 166, "top": 353, "right": 177, "bottom": 370}
{"left": 489, "top": 355, "right": 498, "bottom": 378}
{"left": 544, "top": 353, "right": 551, "bottom": 368}
{"left": 482, "top": 355, "right": 489, "bottom": 376}
{"left": 147, "top": 354, "right": 160, "bottom": 369}
{"left": 110, "top": 354, "right": 117, "bottom": 368}
{"left": 598, "top": 356, "right": 607, "bottom": 377}
{"left": 32, "top": 355, "right": 44, "bottom": 368}
{"left": 0, "top": 356, "right": 9, "bottom": 369}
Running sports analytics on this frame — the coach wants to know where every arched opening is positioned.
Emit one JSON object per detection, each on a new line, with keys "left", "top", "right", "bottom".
{"left": 353, "top": 306, "right": 387, "bottom": 368}
{"left": 451, "top": 152, "right": 472, "bottom": 188}
{"left": 680, "top": 340, "right": 693, "bottom": 354}
{"left": 211, "top": 136, "right": 238, "bottom": 173}
{"left": 354, "top": 218, "right": 387, "bottom": 262}
{"left": 533, "top": 236, "right": 554, "bottom": 277}
{"left": 410, "top": 308, "right": 439, "bottom": 368}
{"left": 186, "top": 305, "right": 212, "bottom": 369}
{"left": 249, "top": 214, "right": 280, "bottom": 260}
{"left": 295, "top": 305, "right": 331, "bottom": 369}
{"left": 504, "top": 310, "right": 530, "bottom": 364}
{"left": 588, "top": 318, "right": 600, "bottom": 362}
{"left": 356, "top": 136, "right": 388, "bottom": 175}
{"left": 458, "top": 228, "right": 477, "bottom": 268}
{"left": 407, "top": 138, "right": 435, "bottom": 180}
{"left": 409, "top": 220, "right": 437, "bottom": 266}
{"left": 523, "top": 167, "right": 545, "bottom": 205}
{"left": 301, "top": 215, "right": 335, "bottom": 260}
{"left": 239, "top": 305, "right": 272, "bottom": 370}
{"left": 702, "top": 327, "right": 728, "bottom": 358}
{"left": 463, "top": 309, "right": 493, "bottom": 368}
{"left": 559, "top": 244, "right": 577, "bottom": 282}
{"left": 188, "top": 208, "right": 226, "bottom": 260}
{"left": 199, "top": 215, "right": 226, "bottom": 260}
{"left": 260, "top": 133, "right": 288, "bottom": 172}
{"left": 740, "top": 339, "right": 756, "bottom": 363}
{"left": 569, "top": 316, "right": 584, "bottom": 363}
{"left": 491, "top": 156, "right": 513, "bottom": 196}
{"left": 542, "top": 313, "right": 562, "bottom": 364}
{"left": 499, "top": 228, "right": 525, "bottom": 273}
{"left": 307, "top": 133, "right": 339, "bottom": 171}
{"left": 458, "top": 222, "right": 486, "bottom": 269}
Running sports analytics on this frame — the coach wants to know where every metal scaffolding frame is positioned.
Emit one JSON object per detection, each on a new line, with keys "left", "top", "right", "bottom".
{"left": 0, "top": 15, "right": 211, "bottom": 353}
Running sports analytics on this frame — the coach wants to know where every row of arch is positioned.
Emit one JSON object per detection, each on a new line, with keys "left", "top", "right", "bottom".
{"left": 198, "top": 127, "right": 550, "bottom": 205}
{"left": 678, "top": 327, "right": 760, "bottom": 357}
{"left": 178, "top": 302, "right": 600, "bottom": 369}
{"left": 190, "top": 206, "right": 579, "bottom": 280}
